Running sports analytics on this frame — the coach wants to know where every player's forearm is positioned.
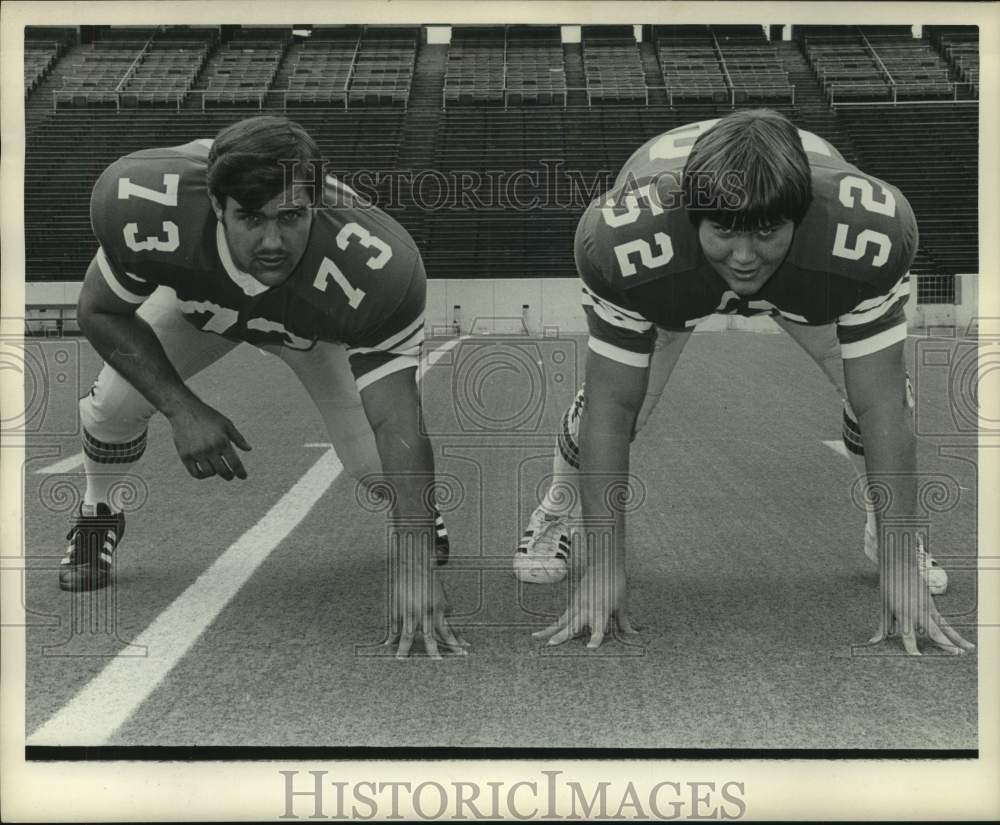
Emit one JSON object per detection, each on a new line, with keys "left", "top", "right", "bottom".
{"left": 371, "top": 419, "right": 436, "bottom": 552}
{"left": 79, "top": 310, "right": 200, "bottom": 419}
{"left": 579, "top": 408, "right": 634, "bottom": 570}
{"left": 857, "top": 401, "right": 917, "bottom": 531}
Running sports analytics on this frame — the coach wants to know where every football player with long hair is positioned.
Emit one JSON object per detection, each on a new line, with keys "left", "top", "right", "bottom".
{"left": 515, "top": 109, "right": 971, "bottom": 655}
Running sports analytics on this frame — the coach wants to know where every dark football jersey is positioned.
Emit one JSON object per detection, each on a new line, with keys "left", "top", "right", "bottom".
{"left": 89, "top": 139, "right": 425, "bottom": 387}
{"left": 577, "top": 120, "right": 917, "bottom": 368}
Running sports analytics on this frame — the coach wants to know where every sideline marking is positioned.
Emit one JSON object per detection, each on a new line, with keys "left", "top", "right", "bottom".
{"left": 822, "top": 440, "right": 852, "bottom": 460}
{"left": 35, "top": 452, "right": 84, "bottom": 475}
{"left": 27, "top": 448, "right": 343, "bottom": 746}
{"left": 418, "top": 335, "right": 468, "bottom": 381}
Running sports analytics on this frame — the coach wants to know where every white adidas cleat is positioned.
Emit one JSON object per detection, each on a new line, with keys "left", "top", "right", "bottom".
{"left": 916, "top": 535, "right": 948, "bottom": 597}
{"left": 864, "top": 519, "right": 948, "bottom": 596}
{"left": 513, "top": 505, "right": 571, "bottom": 584}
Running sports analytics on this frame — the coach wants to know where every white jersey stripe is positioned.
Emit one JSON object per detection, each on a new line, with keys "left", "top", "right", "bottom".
{"left": 370, "top": 312, "right": 425, "bottom": 352}
{"left": 840, "top": 322, "right": 907, "bottom": 359}
{"left": 348, "top": 321, "right": 425, "bottom": 357}
{"left": 848, "top": 273, "right": 911, "bottom": 314}
{"left": 96, "top": 248, "right": 147, "bottom": 304}
{"left": 354, "top": 355, "right": 419, "bottom": 392}
{"left": 581, "top": 285, "right": 648, "bottom": 322}
{"left": 582, "top": 291, "right": 653, "bottom": 334}
{"left": 684, "top": 314, "right": 714, "bottom": 328}
{"left": 587, "top": 336, "right": 651, "bottom": 368}
{"left": 839, "top": 280, "right": 910, "bottom": 327}
{"left": 776, "top": 309, "right": 810, "bottom": 324}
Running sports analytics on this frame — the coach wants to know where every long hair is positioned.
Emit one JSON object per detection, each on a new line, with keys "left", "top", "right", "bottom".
{"left": 682, "top": 109, "right": 812, "bottom": 231}
{"left": 207, "top": 116, "right": 323, "bottom": 210}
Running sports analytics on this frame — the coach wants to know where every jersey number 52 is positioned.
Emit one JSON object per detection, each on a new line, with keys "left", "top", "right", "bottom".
{"left": 832, "top": 175, "right": 896, "bottom": 267}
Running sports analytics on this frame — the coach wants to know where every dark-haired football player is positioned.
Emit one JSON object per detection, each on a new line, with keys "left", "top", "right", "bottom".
{"left": 516, "top": 109, "right": 971, "bottom": 655}
{"left": 66, "top": 115, "right": 463, "bottom": 658}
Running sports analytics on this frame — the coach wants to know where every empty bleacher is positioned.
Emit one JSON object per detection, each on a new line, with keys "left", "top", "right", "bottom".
{"left": 860, "top": 26, "right": 955, "bottom": 101}
{"left": 444, "top": 26, "right": 506, "bottom": 107}
{"left": 199, "top": 27, "right": 290, "bottom": 109}
{"left": 929, "top": 25, "right": 979, "bottom": 96}
{"left": 119, "top": 28, "right": 216, "bottom": 109}
{"left": 798, "top": 26, "right": 892, "bottom": 104}
{"left": 24, "top": 27, "right": 74, "bottom": 99}
{"left": 444, "top": 26, "right": 567, "bottom": 108}
{"left": 284, "top": 26, "right": 361, "bottom": 108}
{"left": 582, "top": 26, "right": 647, "bottom": 105}
{"left": 505, "top": 26, "right": 566, "bottom": 106}
{"left": 347, "top": 27, "right": 417, "bottom": 108}
{"left": 54, "top": 36, "right": 149, "bottom": 109}
{"left": 653, "top": 26, "right": 793, "bottom": 105}
{"left": 655, "top": 25, "right": 729, "bottom": 104}
{"left": 712, "top": 25, "right": 794, "bottom": 104}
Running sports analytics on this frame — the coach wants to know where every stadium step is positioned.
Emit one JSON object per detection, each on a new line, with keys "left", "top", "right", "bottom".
{"left": 562, "top": 44, "right": 589, "bottom": 106}
{"left": 638, "top": 41, "right": 669, "bottom": 106}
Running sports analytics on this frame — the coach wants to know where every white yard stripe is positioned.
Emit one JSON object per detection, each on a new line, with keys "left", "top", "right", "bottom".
{"left": 823, "top": 440, "right": 852, "bottom": 460}
{"left": 35, "top": 452, "right": 84, "bottom": 475}
{"left": 27, "top": 449, "right": 343, "bottom": 746}
{"left": 417, "top": 335, "right": 468, "bottom": 381}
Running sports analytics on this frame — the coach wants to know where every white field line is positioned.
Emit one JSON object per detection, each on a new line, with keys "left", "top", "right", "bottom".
{"left": 822, "top": 440, "right": 852, "bottom": 460}
{"left": 418, "top": 335, "right": 468, "bottom": 381}
{"left": 27, "top": 448, "right": 343, "bottom": 746}
{"left": 35, "top": 451, "right": 84, "bottom": 475}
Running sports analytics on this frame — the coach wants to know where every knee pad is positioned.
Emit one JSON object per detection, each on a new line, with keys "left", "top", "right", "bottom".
{"left": 78, "top": 380, "right": 152, "bottom": 462}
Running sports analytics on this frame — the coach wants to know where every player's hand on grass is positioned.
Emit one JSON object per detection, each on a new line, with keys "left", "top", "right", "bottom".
{"left": 871, "top": 549, "right": 974, "bottom": 656}
{"left": 386, "top": 552, "right": 469, "bottom": 659}
{"left": 167, "top": 398, "right": 252, "bottom": 481}
{"left": 533, "top": 558, "right": 638, "bottom": 649}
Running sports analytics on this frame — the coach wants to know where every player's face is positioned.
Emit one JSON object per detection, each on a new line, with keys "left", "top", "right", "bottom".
{"left": 698, "top": 219, "right": 795, "bottom": 296}
{"left": 215, "top": 189, "right": 313, "bottom": 287}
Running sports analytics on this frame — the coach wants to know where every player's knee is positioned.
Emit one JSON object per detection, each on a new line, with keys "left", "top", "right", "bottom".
{"left": 78, "top": 387, "right": 152, "bottom": 445}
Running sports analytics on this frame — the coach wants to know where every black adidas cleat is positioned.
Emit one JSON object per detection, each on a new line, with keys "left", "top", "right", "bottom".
{"left": 60, "top": 503, "right": 125, "bottom": 592}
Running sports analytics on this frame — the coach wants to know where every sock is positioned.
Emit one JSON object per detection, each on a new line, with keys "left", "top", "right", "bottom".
{"left": 540, "top": 451, "right": 581, "bottom": 518}
{"left": 81, "top": 427, "right": 147, "bottom": 513}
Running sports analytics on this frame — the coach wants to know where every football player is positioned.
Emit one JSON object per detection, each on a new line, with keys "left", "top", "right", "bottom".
{"left": 516, "top": 109, "right": 971, "bottom": 655}
{"left": 65, "top": 115, "right": 463, "bottom": 658}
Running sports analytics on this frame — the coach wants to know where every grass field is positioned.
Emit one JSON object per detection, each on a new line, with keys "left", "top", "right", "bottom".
{"left": 19, "top": 330, "right": 979, "bottom": 751}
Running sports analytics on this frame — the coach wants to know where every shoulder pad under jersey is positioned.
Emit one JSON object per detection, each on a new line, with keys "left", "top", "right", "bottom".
{"left": 787, "top": 162, "right": 918, "bottom": 293}
{"left": 90, "top": 140, "right": 215, "bottom": 273}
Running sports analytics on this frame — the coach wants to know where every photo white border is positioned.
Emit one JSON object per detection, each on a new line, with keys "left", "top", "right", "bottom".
{"left": 2, "top": 1, "right": 998, "bottom": 820}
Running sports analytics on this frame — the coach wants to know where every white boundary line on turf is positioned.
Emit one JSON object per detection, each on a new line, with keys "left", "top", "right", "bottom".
{"left": 27, "top": 448, "right": 344, "bottom": 747}
{"left": 822, "top": 440, "right": 852, "bottom": 460}
{"left": 34, "top": 451, "right": 84, "bottom": 475}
